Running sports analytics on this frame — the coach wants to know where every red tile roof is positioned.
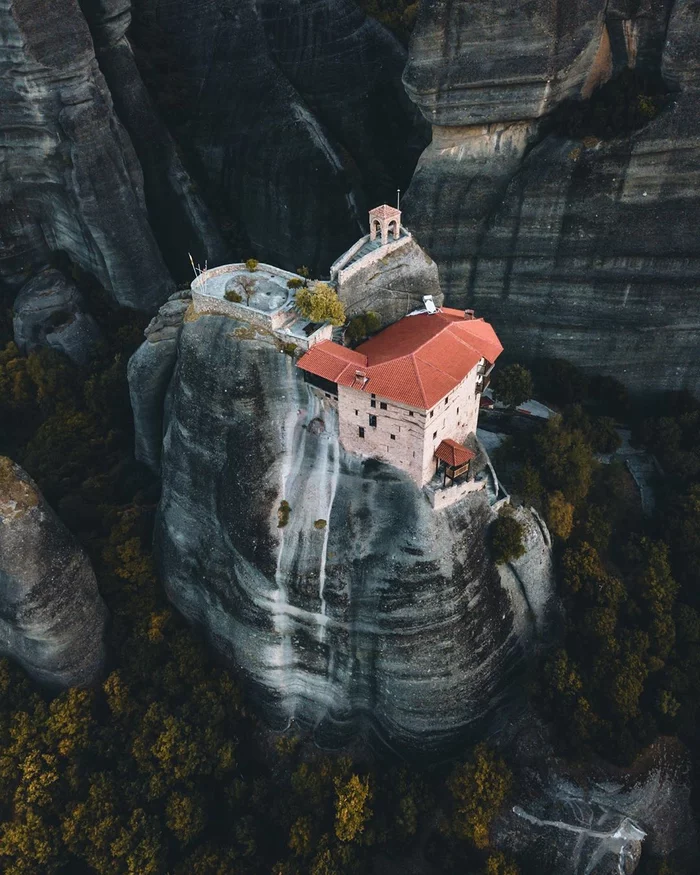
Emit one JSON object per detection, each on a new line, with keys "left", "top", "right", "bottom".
{"left": 297, "top": 309, "right": 503, "bottom": 410}
{"left": 369, "top": 204, "right": 401, "bottom": 220}
{"left": 435, "top": 439, "right": 476, "bottom": 468}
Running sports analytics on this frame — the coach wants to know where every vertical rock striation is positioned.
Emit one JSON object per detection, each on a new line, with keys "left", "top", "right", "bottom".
{"left": 135, "top": 310, "right": 554, "bottom": 754}
{"left": 79, "top": 0, "right": 227, "bottom": 280}
{"left": 0, "top": 0, "right": 174, "bottom": 308}
{"left": 0, "top": 457, "right": 107, "bottom": 687}
{"left": 403, "top": 0, "right": 700, "bottom": 395}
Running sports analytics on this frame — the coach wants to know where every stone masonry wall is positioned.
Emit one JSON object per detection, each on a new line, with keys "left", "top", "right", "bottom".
{"left": 419, "top": 367, "right": 480, "bottom": 483}
{"left": 335, "top": 232, "right": 412, "bottom": 285}
{"left": 192, "top": 292, "right": 275, "bottom": 329}
{"left": 338, "top": 365, "right": 481, "bottom": 486}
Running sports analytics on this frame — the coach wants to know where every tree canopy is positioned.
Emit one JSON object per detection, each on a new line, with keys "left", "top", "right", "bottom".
{"left": 295, "top": 283, "right": 346, "bottom": 326}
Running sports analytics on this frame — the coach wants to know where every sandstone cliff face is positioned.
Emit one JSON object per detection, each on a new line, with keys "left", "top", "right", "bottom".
{"left": 132, "top": 306, "right": 554, "bottom": 753}
{"left": 336, "top": 234, "right": 443, "bottom": 325}
{"left": 403, "top": 0, "right": 700, "bottom": 395}
{"left": 0, "top": 457, "right": 107, "bottom": 687}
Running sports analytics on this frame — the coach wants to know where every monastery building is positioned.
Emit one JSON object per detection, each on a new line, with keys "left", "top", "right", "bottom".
{"left": 297, "top": 304, "right": 503, "bottom": 487}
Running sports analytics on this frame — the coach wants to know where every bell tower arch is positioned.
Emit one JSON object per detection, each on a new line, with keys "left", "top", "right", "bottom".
{"left": 369, "top": 204, "right": 402, "bottom": 246}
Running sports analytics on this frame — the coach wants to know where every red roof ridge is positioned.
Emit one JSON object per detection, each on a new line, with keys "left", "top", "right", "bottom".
{"left": 408, "top": 351, "right": 428, "bottom": 408}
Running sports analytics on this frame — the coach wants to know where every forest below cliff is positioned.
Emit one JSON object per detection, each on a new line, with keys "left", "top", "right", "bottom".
{"left": 1, "top": 277, "right": 699, "bottom": 873}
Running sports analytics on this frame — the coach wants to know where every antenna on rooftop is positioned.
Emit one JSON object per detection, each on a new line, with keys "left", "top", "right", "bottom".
{"left": 397, "top": 189, "right": 401, "bottom": 210}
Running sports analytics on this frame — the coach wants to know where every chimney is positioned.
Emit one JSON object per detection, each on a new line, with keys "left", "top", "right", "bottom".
{"left": 354, "top": 369, "right": 368, "bottom": 387}
{"left": 464, "top": 309, "right": 475, "bottom": 320}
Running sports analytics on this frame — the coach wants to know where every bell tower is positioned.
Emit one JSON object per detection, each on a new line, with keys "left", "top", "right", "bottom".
{"left": 369, "top": 204, "right": 402, "bottom": 246}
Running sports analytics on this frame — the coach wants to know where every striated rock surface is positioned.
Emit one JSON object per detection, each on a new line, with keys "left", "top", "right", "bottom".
{"left": 128, "top": 290, "right": 190, "bottom": 472}
{"left": 403, "top": 0, "right": 700, "bottom": 395}
{"left": 0, "top": 457, "right": 107, "bottom": 687}
{"left": 494, "top": 723, "right": 697, "bottom": 873}
{"left": 0, "top": 0, "right": 174, "bottom": 307}
{"left": 130, "top": 0, "right": 428, "bottom": 274}
{"left": 134, "top": 309, "right": 555, "bottom": 753}
{"left": 403, "top": 0, "right": 610, "bottom": 125}
{"left": 13, "top": 268, "right": 103, "bottom": 365}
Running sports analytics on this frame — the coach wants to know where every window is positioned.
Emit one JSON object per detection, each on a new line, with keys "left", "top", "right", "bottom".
{"left": 433, "top": 431, "right": 437, "bottom": 439}
{"left": 355, "top": 410, "right": 358, "bottom": 415}
{"left": 369, "top": 415, "right": 377, "bottom": 427}
{"left": 380, "top": 402, "right": 387, "bottom": 410}
{"left": 371, "top": 393, "right": 376, "bottom": 399}
{"left": 430, "top": 410, "right": 434, "bottom": 418}
{"left": 359, "top": 427, "right": 365, "bottom": 438}
{"left": 390, "top": 434, "right": 396, "bottom": 440}
{"left": 408, "top": 411, "right": 414, "bottom": 417}
{"left": 325, "top": 393, "right": 330, "bottom": 398}
{"left": 457, "top": 407, "right": 460, "bottom": 415}
{"left": 370, "top": 399, "right": 376, "bottom": 408}
{"left": 445, "top": 396, "right": 449, "bottom": 404}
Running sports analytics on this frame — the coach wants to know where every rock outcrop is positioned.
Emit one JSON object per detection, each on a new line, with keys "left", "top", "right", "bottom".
{"left": 494, "top": 723, "right": 697, "bottom": 874}
{"left": 0, "top": 457, "right": 107, "bottom": 687}
{"left": 334, "top": 233, "right": 443, "bottom": 326}
{"left": 132, "top": 306, "right": 554, "bottom": 753}
{"left": 403, "top": 0, "right": 700, "bottom": 396}
{"left": 128, "top": 290, "right": 190, "bottom": 472}
{"left": 13, "top": 268, "right": 103, "bottom": 365}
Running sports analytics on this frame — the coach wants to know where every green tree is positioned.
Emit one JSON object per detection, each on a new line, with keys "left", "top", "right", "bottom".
{"left": 446, "top": 744, "right": 512, "bottom": 850}
{"left": 295, "top": 283, "right": 346, "bottom": 326}
{"left": 491, "top": 364, "right": 533, "bottom": 409}
{"left": 345, "top": 312, "right": 381, "bottom": 344}
{"left": 244, "top": 258, "right": 258, "bottom": 272}
{"left": 334, "top": 774, "right": 372, "bottom": 843}
{"left": 490, "top": 511, "right": 525, "bottom": 564}
{"left": 546, "top": 491, "right": 575, "bottom": 540}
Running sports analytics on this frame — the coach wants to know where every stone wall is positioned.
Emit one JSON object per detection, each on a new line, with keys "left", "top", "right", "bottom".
{"left": 329, "top": 236, "right": 369, "bottom": 278}
{"left": 336, "top": 233, "right": 413, "bottom": 287}
{"left": 429, "top": 479, "right": 486, "bottom": 511}
{"left": 339, "top": 386, "right": 427, "bottom": 483}
{"left": 419, "top": 367, "right": 480, "bottom": 483}
{"left": 337, "top": 365, "right": 481, "bottom": 485}
{"left": 192, "top": 292, "right": 276, "bottom": 330}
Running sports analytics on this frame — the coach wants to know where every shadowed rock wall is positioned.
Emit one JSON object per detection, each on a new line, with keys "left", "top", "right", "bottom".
{"left": 129, "top": 0, "right": 428, "bottom": 274}
{"left": 402, "top": 0, "right": 700, "bottom": 396}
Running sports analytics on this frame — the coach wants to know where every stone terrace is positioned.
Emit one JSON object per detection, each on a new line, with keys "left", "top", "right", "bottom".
{"left": 191, "top": 263, "right": 332, "bottom": 350}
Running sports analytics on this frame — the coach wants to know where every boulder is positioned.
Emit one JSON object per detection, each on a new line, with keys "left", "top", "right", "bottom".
{"left": 13, "top": 268, "right": 103, "bottom": 365}
{"left": 0, "top": 457, "right": 108, "bottom": 687}
{"left": 494, "top": 723, "right": 697, "bottom": 873}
